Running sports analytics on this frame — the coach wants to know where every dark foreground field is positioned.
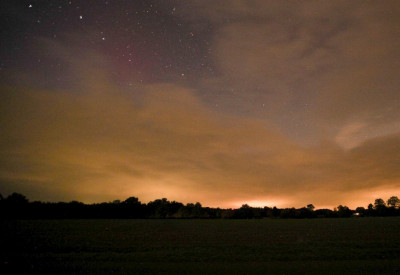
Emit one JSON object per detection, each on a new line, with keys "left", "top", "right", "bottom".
{"left": 2, "top": 218, "right": 400, "bottom": 274}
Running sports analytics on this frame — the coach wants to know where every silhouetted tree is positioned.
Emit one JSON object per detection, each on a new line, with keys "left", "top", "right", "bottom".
{"left": 193, "top": 202, "right": 203, "bottom": 217}
{"left": 6, "top": 193, "right": 28, "bottom": 204}
{"left": 280, "top": 208, "right": 298, "bottom": 218}
{"left": 221, "top": 208, "right": 234, "bottom": 219}
{"left": 251, "top": 207, "right": 263, "bottom": 218}
{"left": 307, "top": 204, "right": 315, "bottom": 211}
{"left": 355, "top": 207, "right": 365, "bottom": 216}
{"left": 5, "top": 191, "right": 400, "bottom": 219}
{"left": 122, "top": 196, "right": 143, "bottom": 218}
{"left": 3, "top": 193, "right": 29, "bottom": 218}
{"left": 374, "top": 198, "right": 385, "bottom": 208}
{"left": 147, "top": 198, "right": 173, "bottom": 218}
{"left": 262, "top": 206, "right": 272, "bottom": 218}
{"left": 365, "top": 203, "right": 374, "bottom": 216}
{"left": 272, "top": 206, "right": 280, "bottom": 217}
{"left": 374, "top": 198, "right": 388, "bottom": 216}
{"left": 336, "top": 205, "right": 352, "bottom": 217}
{"left": 298, "top": 207, "right": 316, "bottom": 218}
{"left": 234, "top": 204, "right": 254, "bottom": 219}
{"left": 387, "top": 196, "right": 400, "bottom": 208}
{"left": 124, "top": 197, "right": 140, "bottom": 205}
{"left": 314, "top": 209, "right": 334, "bottom": 218}
{"left": 169, "top": 201, "right": 184, "bottom": 217}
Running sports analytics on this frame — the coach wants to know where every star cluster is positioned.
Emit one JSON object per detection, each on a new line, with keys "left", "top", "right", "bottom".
{"left": 1, "top": 1, "right": 215, "bottom": 86}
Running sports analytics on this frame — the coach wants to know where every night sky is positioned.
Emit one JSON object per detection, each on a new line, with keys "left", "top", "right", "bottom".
{"left": 1, "top": 1, "right": 400, "bottom": 209}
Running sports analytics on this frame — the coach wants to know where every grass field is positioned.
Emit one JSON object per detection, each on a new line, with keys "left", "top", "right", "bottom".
{"left": 2, "top": 218, "right": 400, "bottom": 274}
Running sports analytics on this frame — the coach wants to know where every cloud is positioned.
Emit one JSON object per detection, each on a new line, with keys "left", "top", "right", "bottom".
{"left": 335, "top": 118, "right": 400, "bottom": 150}
{"left": 1, "top": 4, "right": 400, "bottom": 208}
{"left": 335, "top": 121, "right": 368, "bottom": 149}
{"left": 2, "top": 60, "right": 400, "bottom": 208}
{"left": 180, "top": 1, "right": 400, "bottom": 146}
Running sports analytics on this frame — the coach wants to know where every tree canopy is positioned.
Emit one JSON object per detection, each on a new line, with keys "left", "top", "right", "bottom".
{"left": 1, "top": 192, "right": 400, "bottom": 219}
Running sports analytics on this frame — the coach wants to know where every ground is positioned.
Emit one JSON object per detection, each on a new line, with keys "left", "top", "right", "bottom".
{"left": 2, "top": 218, "right": 400, "bottom": 274}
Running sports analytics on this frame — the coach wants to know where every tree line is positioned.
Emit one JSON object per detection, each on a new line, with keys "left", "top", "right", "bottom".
{"left": 1, "top": 192, "right": 400, "bottom": 219}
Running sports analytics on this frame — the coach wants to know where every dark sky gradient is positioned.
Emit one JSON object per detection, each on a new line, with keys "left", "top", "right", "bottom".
{"left": 1, "top": 1, "right": 400, "bottom": 208}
